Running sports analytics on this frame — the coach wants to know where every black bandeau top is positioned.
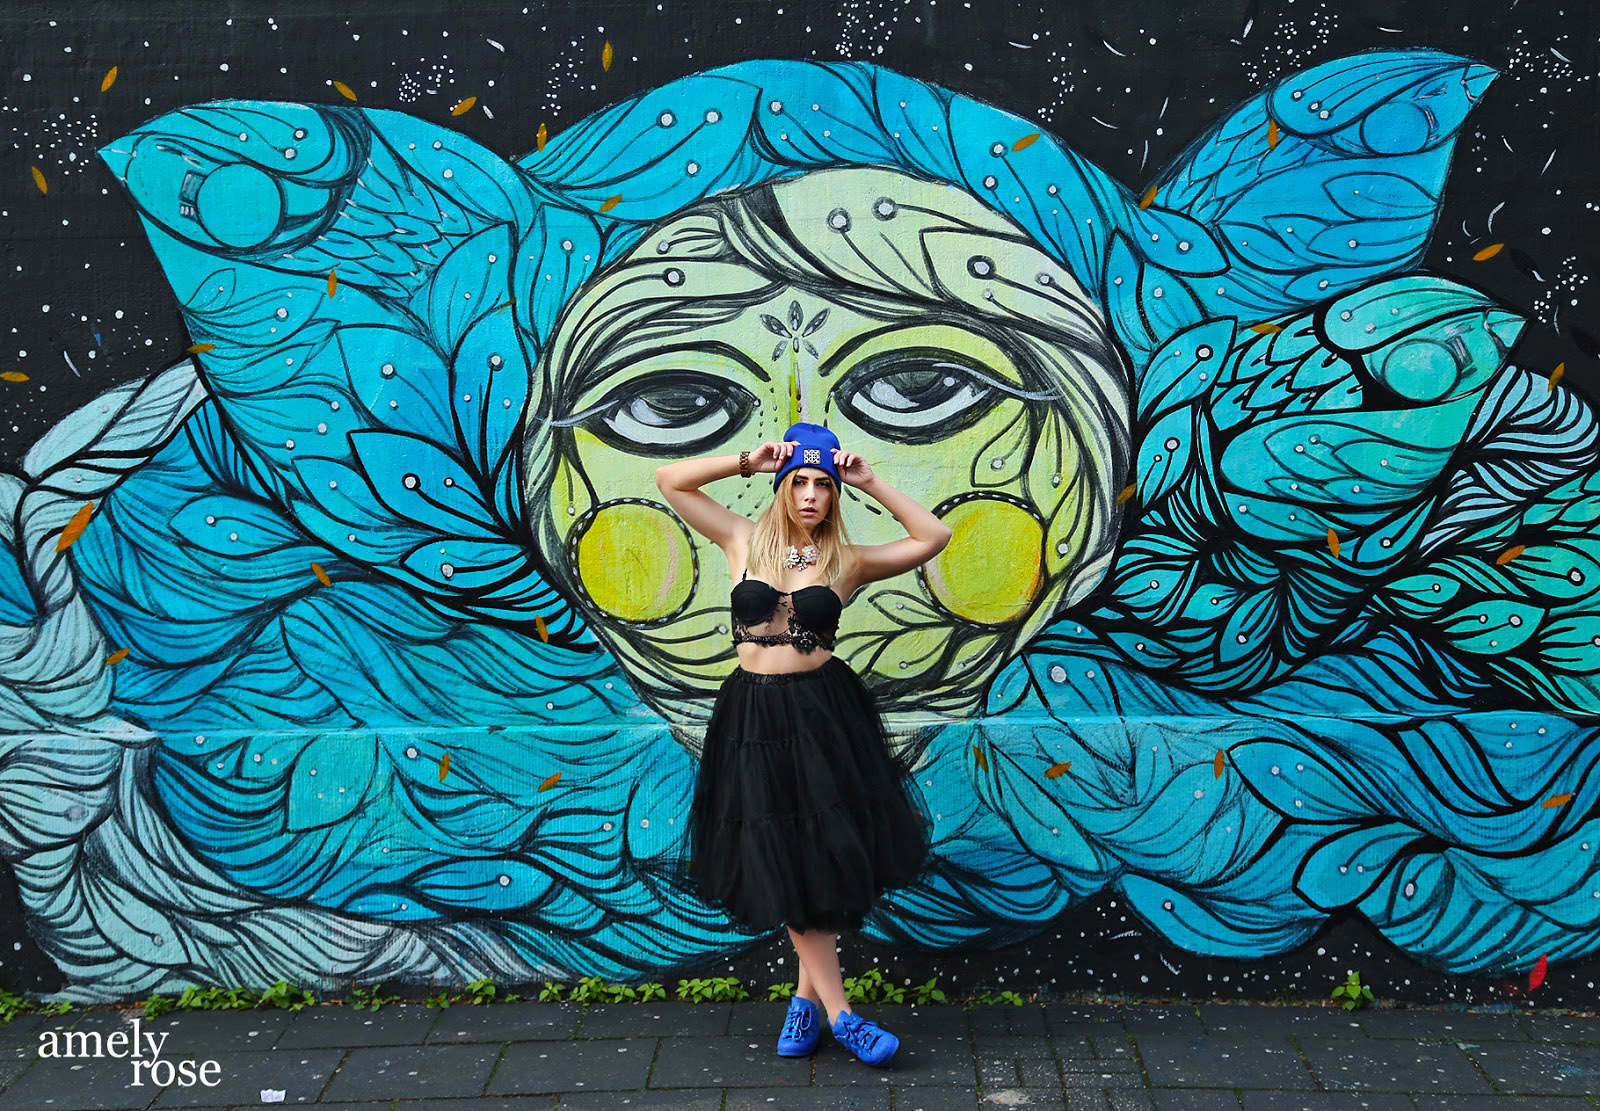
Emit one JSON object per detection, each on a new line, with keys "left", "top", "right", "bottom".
{"left": 730, "top": 569, "right": 845, "bottom": 653}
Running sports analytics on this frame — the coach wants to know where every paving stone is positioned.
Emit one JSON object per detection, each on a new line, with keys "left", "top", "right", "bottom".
{"left": 1105, "top": 1093, "right": 1158, "bottom": 1110}
{"left": 1088, "top": 1033, "right": 1139, "bottom": 1061}
{"left": 1115, "top": 1008, "right": 1205, "bottom": 1037}
{"left": 1298, "top": 1039, "right": 1491, "bottom": 1094}
{"left": 1412, "top": 1097, "right": 1599, "bottom": 1110}
{"left": 0, "top": 1054, "right": 164, "bottom": 1109}
{"left": 1238, "top": 1094, "right": 1411, "bottom": 1110}
{"left": 1136, "top": 1035, "right": 1314, "bottom": 1090}
{"left": 1060, "top": 1057, "right": 1143, "bottom": 1089}
{"left": 1196, "top": 1006, "right": 1366, "bottom": 1040}
{"left": 319, "top": 1043, "right": 500, "bottom": 1102}
{"left": 975, "top": 1033, "right": 1055, "bottom": 1058}
{"left": 488, "top": 1038, "right": 655, "bottom": 1095}
{"left": 1465, "top": 1041, "right": 1600, "bottom": 1095}
{"left": 553, "top": 1093, "right": 703, "bottom": 1110}
{"left": 970, "top": 1006, "right": 1049, "bottom": 1038}
{"left": 392, "top": 1101, "right": 557, "bottom": 1111}
{"left": 1520, "top": 1013, "right": 1600, "bottom": 1043}
{"left": 275, "top": 1005, "right": 439, "bottom": 1048}
{"left": 1044, "top": 1005, "right": 1126, "bottom": 1029}
{"left": 150, "top": 1048, "right": 344, "bottom": 1107}
{"left": 979, "top": 1057, "right": 1060, "bottom": 1088}
{"left": 815, "top": 1034, "right": 974, "bottom": 1087}
{"left": 1354, "top": 1009, "right": 1531, "bottom": 1042}
{"left": 576, "top": 1002, "right": 730, "bottom": 1039}
{"left": 975, "top": 1088, "right": 1065, "bottom": 1108}
{"left": 425, "top": 1001, "right": 583, "bottom": 1043}
{"left": 0, "top": 1014, "right": 44, "bottom": 1056}
{"left": 136, "top": 1009, "right": 294, "bottom": 1052}
{"left": 727, "top": 1087, "right": 892, "bottom": 1109}
{"left": 1150, "top": 1090, "right": 1243, "bottom": 1110}
{"left": 0, "top": 1054, "right": 28, "bottom": 1096}
{"left": 649, "top": 1034, "right": 811, "bottom": 1088}
{"left": 890, "top": 1087, "right": 981, "bottom": 1111}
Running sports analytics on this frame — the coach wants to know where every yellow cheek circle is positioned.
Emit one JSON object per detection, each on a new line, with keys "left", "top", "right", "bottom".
{"left": 925, "top": 497, "right": 1044, "bottom": 625}
{"left": 573, "top": 501, "right": 695, "bottom": 623}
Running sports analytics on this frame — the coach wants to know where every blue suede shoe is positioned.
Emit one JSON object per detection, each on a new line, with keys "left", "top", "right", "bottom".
{"left": 776, "top": 995, "right": 822, "bottom": 1056}
{"left": 829, "top": 1009, "right": 899, "bottom": 1067}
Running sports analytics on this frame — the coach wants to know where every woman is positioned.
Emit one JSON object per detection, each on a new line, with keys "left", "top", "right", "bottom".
{"left": 655, "top": 421, "right": 951, "bottom": 1068}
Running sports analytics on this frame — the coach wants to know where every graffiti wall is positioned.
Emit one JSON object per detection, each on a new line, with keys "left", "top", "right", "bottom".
{"left": 4, "top": 0, "right": 1600, "bottom": 1004}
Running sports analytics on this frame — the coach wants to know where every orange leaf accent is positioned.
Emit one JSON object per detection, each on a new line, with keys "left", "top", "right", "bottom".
{"left": 106, "top": 648, "right": 130, "bottom": 666}
{"left": 599, "top": 194, "right": 622, "bottom": 213}
{"left": 972, "top": 744, "right": 989, "bottom": 773}
{"left": 187, "top": 343, "right": 215, "bottom": 354}
{"left": 101, "top": 66, "right": 118, "bottom": 93}
{"left": 1116, "top": 484, "right": 1137, "bottom": 505}
{"left": 1473, "top": 243, "right": 1504, "bottom": 261}
{"left": 57, "top": 502, "right": 95, "bottom": 553}
{"left": 1328, "top": 528, "right": 1341, "bottom": 560}
{"left": 1213, "top": 749, "right": 1226, "bottom": 779}
{"left": 439, "top": 752, "right": 451, "bottom": 781}
{"left": 602, "top": 40, "right": 614, "bottom": 71}
{"left": 535, "top": 615, "right": 549, "bottom": 642}
{"left": 31, "top": 166, "right": 46, "bottom": 195}
{"left": 538, "top": 772, "right": 562, "bottom": 792}
{"left": 1250, "top": 322, "right": 1283, "bottom": 334}
{"left": 1542, "top": 793, "right": 1575, "bottom": 809}
{"left": 1495, "top": 545, "right": 1525, "bottom": 566}
{"left": 1548, "top": 363, "right": 1565, "bottom": 391}
{"left": 1139, "top": 184, "right": 1157, "bottom": 210}
{"left": 536, "top": 122, "right": 548, "bottom": 152}
{"left": 332, "top": 81, "right": 358, "bottom": 102}
{"left": 451, "top": 96, "right": 477, "bottom": 116}
{"left": 311, "top": 563, "right": 331, "bottom": 586}
{"left": 0, "top": 372, "right": 28, "bottom": 383}
{"left": 1044, "top": 761, "right": 1073, "bottom": 779}
{"left": 327, "top": 270, "right": 337, "bottom": 298}
{"left": 1267, "top": 118, "right": 1279, "bottom": 149}
{"left": 1011, "top": 132, "right": 1040, "bottom": 152}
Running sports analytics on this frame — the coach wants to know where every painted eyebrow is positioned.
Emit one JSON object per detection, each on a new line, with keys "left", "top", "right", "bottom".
{"left": 567, "top": 340, "right": 772, "bottom": 406}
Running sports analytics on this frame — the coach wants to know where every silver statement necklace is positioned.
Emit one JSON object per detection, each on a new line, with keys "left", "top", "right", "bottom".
{"left": 783, "top": 544, "right": 819, "bottom": 570}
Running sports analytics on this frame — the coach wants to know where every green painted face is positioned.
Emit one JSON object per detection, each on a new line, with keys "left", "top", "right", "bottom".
{"left": 523, "top": 167, "right": 1131, "bottom": 729}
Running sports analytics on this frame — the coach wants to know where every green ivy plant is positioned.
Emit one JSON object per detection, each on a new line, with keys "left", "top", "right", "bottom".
{"left": 0, "top": 990, "right": 71, "bottom": 1023}
{"left": 176, "top": 986, "right": 258, "bottom": 1011}
{"left": 348, "top": 985, "right": 400, "bottom": 1012}
{"left": 1331, "top": 971, "right": 1376, "bottom": 1011}
{"left": 673, "top": 975, "right": 749, "bottom": 1003}
{"left": 257, "top": 981, "right": 317, "bottom": 1012}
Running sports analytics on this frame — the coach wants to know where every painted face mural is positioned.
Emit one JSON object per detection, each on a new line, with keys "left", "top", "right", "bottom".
{"left": 524, "top": 166, "right": 1127, "bottom": 725}
{"left": 3, "top": 50, "right": 1599, "bottom": 1001}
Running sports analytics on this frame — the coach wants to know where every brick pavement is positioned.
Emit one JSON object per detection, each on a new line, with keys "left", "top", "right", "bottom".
{"left": 2, "top": 999, "right": 1597, "bottom": 1109}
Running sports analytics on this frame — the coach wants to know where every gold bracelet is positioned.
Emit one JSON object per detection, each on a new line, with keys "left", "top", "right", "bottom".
{"left": 739, "top": 450, "right": 751, "bottom": 478}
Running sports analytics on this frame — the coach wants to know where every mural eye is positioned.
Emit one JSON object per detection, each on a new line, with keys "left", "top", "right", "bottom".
{"left": 834, "top": 349, "right": 1004, "bottom": 444}
{"left": 580, "top": 371, "right": 756, "bottom": 456}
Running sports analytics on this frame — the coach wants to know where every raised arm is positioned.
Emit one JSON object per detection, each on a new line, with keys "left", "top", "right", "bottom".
{"left": 835, "top": 451, "right": 953, "bottom": 591}
{"left": 654, "top": 441, "right": 793, "bottom": 552}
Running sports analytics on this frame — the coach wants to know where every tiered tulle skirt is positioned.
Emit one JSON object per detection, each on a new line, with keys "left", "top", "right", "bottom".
{"left": 686, "top": 656, "right": 935, "bottom": 933}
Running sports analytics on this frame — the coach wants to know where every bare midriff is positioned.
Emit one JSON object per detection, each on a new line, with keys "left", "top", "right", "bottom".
{"left": 735, "top": 641, "right": 834, "bottom": 675}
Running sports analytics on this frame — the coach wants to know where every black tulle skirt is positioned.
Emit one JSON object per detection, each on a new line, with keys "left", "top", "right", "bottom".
{"left": 686, "top": 656, "right": 936, "bottom": 934}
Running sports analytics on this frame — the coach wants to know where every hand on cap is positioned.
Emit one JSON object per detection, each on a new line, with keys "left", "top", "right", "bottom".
{"left": 747, "top": 441, "right": 799, "bottom": 473}
{"left": 832, "top": 448, "right": 874, "bottom": 487}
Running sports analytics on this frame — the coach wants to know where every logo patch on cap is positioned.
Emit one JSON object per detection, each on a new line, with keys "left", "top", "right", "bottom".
{"left": 804, "top": 448, "right": 822, "bottom": 464}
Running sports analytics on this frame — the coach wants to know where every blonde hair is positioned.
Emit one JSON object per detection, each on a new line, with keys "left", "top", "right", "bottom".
{"left": 747, "top": 471, "right": 854, "bottom": 584}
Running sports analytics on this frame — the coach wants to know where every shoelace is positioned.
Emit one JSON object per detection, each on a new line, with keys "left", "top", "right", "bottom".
{"left": 782, "top": 1002, "right": 813, "bottom": 1040}
{"left": 837, "top": 1014, "right": 881, "bottom": 1053}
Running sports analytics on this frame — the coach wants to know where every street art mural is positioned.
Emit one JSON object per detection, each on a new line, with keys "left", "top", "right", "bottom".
{"left": 3, "top": 5, "right": 1600, "bottom": 1003}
